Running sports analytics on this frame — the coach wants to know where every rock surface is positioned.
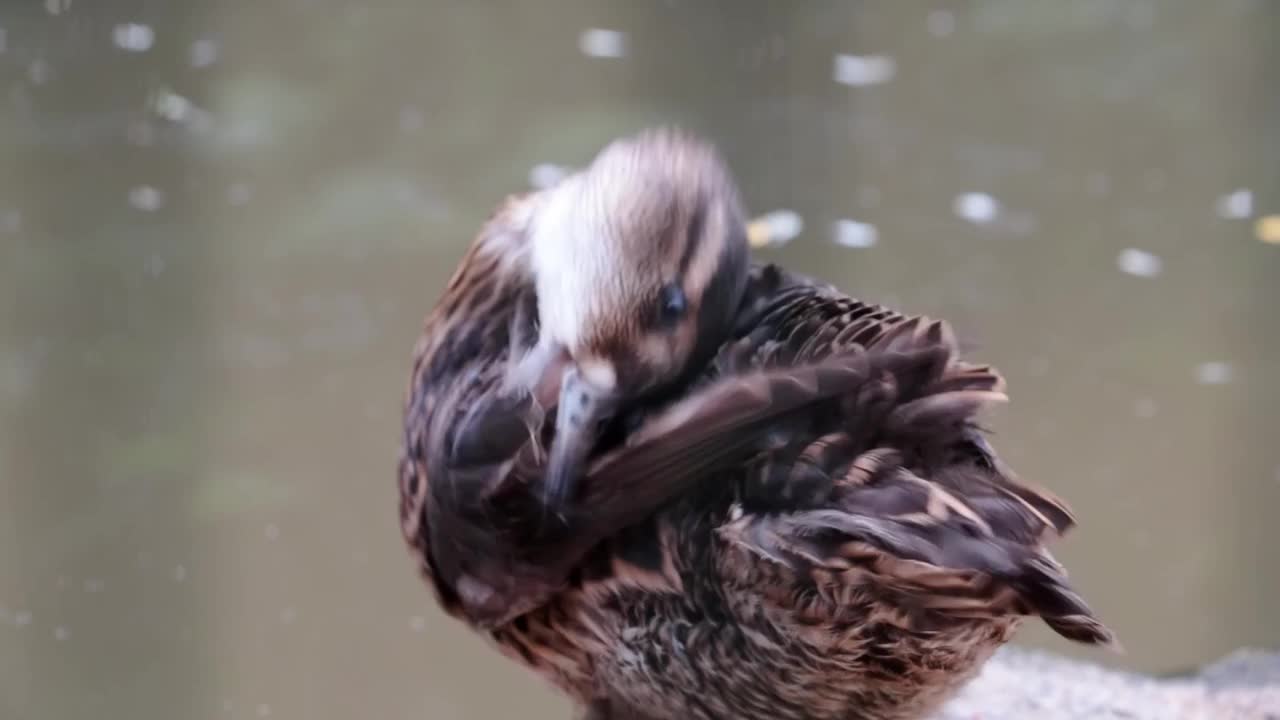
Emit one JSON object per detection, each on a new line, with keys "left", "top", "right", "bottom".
{"left": 936, "top": 647, "right": 1280, "bottom": 720}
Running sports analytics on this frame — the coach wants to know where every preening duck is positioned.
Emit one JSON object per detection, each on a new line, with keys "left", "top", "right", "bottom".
{"left": 398, "top": 129, "right": 1114, "bottom": 720}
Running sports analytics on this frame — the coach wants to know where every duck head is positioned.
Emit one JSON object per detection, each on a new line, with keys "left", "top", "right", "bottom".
{"left": 518, "top": 128, "right": 751, "bottom": 516}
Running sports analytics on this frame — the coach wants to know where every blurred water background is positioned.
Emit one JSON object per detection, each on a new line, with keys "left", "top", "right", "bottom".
{"left": 1, "top": 2, "right": 1278, "bottom": 718}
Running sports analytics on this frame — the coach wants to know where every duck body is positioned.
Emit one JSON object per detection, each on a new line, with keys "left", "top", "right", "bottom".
{"left": 399, "top": 130, "right": 1111, "bottom": 719}
{"left": 484, "top": 265, "right": 1111, "bottom": 720}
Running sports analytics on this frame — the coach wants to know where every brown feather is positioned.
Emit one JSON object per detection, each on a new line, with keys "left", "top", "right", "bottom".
{"left": 399, "top": 135, "right": 1112, "bottom": 719}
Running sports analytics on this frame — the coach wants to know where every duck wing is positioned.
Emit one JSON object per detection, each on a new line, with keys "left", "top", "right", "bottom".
{"left": 708, "top": 264, "right": 1115, "bottom": 647}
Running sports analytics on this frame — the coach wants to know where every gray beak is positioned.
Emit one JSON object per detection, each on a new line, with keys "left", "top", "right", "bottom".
{"left": 542, "top": 364, "right": 619, "bottom": 520}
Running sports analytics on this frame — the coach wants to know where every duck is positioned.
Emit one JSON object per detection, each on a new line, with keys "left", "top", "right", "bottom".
{"left": 397, "top": 128, "right": 1115, "bottom": 720}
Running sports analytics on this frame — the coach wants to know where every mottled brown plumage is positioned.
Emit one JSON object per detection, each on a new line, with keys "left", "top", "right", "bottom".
{"left": 399, "top": 130, "right": 1113, "bottom": 719}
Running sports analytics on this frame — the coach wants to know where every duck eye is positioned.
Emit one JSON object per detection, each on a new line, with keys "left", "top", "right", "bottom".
{"left": 657, "top": 283, "right": 687, "bottom": 325}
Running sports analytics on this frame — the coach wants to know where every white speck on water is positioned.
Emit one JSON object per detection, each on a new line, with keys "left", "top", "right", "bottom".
{"left": 1127, "top": 2, "right": 1156, "bottom": 30}
{"left": 753, "top": 209, "right": 804, "bottom": 248}
{"left": 953, "top": 192, "right": 1000, "bottom": 224}
{"left": 83, "top": 578, "right": 104, "bottom": 593}
{"left": 279, "top": 607, "right": 296, "bottom": 625}
{"left": 264, "top": 523, "right": 280, "bottom": 541}
{"left": 409, "top": 615, "right": 426, "bottom": 632}
{"left": 1142, "top": 168, "right": 1167, "bottom": 193}
{"left": 1134, "top": 398, "right": 1158, "bottom": 419}
{"left": 112, "top": 23, "right": 155, "bottom": 52}
{"left": 1215, "top": 189, "right": 1253, "bottom": 219}
{"left": 44, "top": 0, "right": 71, "bottom": 15}
{"left": 1085, "top": 171, "right": 1110, "bottom": 197}
{"left": 144, "top": 254, "right": 165, "bottom": 278}
{"left": 256, "top": 703, "right": 272, "bottom": 717}
{"left": 153, "top": 90, "right": 196, "bottom": 122}
{"left": 128, "top": 185, "right": 165, "bottom": 212}
{"left": 173, "top": 564, "right": 187, "bottom": 583}
{"left": 1195, "top": 361, "right": 1232, "bottom": 385}
{"left": 833, "top": 53, "right": 896, "bottom": 86}
{"left": 227, "top": 182, "right": 253, "bottom": 206}
{"left": 1116, "top": 248, "right": 1162, "bottom": 278}
{"left": 53, "top": 626, "right": 69, "bottom": 641}
{"left": 832, "top": 219, "right": 878, "bottom": 249}
{"left": 579, "top": 28, "right": 627, "bottom": 58}
{"left": 189, "top": 38, "right": 218, "bottom": 68}
{"left": 0, "top": 209, "right": 20, "bottom": 233}
{"left": 927, "top": 10, "right": 956, "bottom": 37}
{"left": 27, "top": 59, "right": 50, "bottom": 85}
{"left": 398, "top": 106, "right": 425, "bottom": 133}
{"left": 529, "top": 163, "right": 571, "bottom": 190}
{"left": 14, "top": 611, "right": 32, "bottom": 627}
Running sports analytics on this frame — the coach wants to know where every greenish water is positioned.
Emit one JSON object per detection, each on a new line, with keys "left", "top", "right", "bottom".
{"left": 1, "top": 2, "right": 1277, "bottom": 718}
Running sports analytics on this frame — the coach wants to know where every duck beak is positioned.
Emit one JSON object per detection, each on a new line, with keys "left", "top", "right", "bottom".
{"left": 543, "top": 361, "right": 619, "bottom": 520}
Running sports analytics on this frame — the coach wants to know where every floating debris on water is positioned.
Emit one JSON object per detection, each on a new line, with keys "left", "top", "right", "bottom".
{"left": 832, "top": 219, "right": 878, "bottom": 248}
{"left": 27, "top": 59, "right": 50, "bottom": 85}
{"left": 529, "top": 163, "right": 571, "bottom": 189}
{"left": 1196, "top": 361, "right": 1232, "bottom": 386}
{"left": 398, "top": 106, "right": 425, "bottom": 133}
{"left": 953, "top": 192, "right": 999, "bottom": 225}
{"left": 1142, "top": 168, "right": 1167, "bottom": 193}
{"left": 112, "top": 23, "right": 155, "bottom": 53}
{"left": 833, "top": 54, "right": 896, "bottom": 86}
{"left": 1255, "top": 215, "right": 1280, "bottom": 245}
{"left": 1215, "top": 189, "right": 1253, "bottom": 219}
{"left": 144, "top": 254, "right": 165, "bottom": 278}
{"left": 227, "top": 183, "right": 253, "bottom": 206}
{"left": 189, "top": 38, "right": 218, "bottom": 68}
{"left": 1134, "top": 398, "right": 1158, "bottom": 419}
{"left": 128, "top": 185, "right": 165, "bottom": 212}
{"left": 1085, "top": 171, "right": 1110, "bottom": 197}
{"left": 150, "top": 88, "right": 201, "bottom": 123}
{"left": 927, "top": 10, "right": 956, "bottom": 37}
{"left": 1116, "top": 248, "right": 1162, "bottom": 278}
{"left": 0, "top": 210, "right": 20, "bottom": 233}
{"left": 747, "top": 209, "right": 804, "bottom": 248}
{"left": 579, "top": 28, "right": 627, "bottom": 58}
